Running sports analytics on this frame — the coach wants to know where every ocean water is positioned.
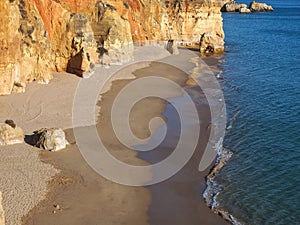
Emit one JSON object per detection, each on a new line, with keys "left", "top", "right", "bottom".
{"left": 216, "top": 0, "right": 300, "bottom": 224}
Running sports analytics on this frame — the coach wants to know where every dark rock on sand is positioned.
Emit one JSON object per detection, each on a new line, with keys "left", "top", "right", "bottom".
{"left": 4, "top": 119, "right": 16, "bottom": 128}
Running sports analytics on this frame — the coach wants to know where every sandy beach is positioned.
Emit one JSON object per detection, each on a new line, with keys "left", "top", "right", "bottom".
{"left": 0, "top": 46, "right": 227, "bottom": 225}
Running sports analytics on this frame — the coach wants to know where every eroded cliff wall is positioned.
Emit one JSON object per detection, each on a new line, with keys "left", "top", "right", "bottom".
{"left": 0, "top": 0, "right": 225, "bottom": 95}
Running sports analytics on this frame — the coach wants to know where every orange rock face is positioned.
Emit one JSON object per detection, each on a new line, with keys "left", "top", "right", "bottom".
{"left": 0, "top": 0, "right": 53, "bottom": 95}
{"left": 0, "top": 0, "right": 225, "bottom": 95}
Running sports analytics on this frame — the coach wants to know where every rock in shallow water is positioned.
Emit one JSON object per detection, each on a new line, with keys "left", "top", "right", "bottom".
{"left": 0, "top": 122, "right": 24, "bottom": 146}
{"left": 33, "top": 128, "right": 69, "bottom": 151}
{"left": 199, "top": 32, "right": 224, "bottom": 54}
{"left": 249, "top": 1, "right": 274, "bottom": 12}
{"left": 239, "top": 7, "right": 251, "bottom": 13}
{"left": 221, "top": 1, "right": 247, "bottom": 12}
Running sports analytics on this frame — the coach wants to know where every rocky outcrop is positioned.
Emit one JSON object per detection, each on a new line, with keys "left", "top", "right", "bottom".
{"left": 32, "top": 128, "right": 69, "bottom": 151}
{"left": 200, "top": 32, "right": 224, "bottom": 54}
{"left": 239, "top": 7, "right": 251, "bottom": 13}
{"left": 221, "top": 1, "right": 247, "bottom": 12}
{"left": 165, "top": 0, "right": 224, "bottom": 46}
{"left": 249, "top": 1, "right": 274, "bottom": 12}
{"left": 0, "top": 192, "right": 4, "bottom": 225}
{"left": 64, "top": 14, "right": 97, "bottom": 77}
{"left": 0, "top": 121, "right": 24, "bottom": 146}
{"left": 222, "top": 1, "right": 273, "bottom": 13}
{"left": 95, "top": 4, "right": 134, "bottom": 65}
{"left": 0, "top": 0, "right": 225, "bottom": 95}
{"left": 0, "top": 0, "right": 53, "bottom": 95}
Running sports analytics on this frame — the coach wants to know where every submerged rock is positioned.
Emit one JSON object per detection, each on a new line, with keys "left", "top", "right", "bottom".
{"left": 33, "top": 128, "right": 69, "bottom": 151}
{"left": 0, "top": 192, "right": 4, "bottom": 225}
{"left": 199, "top": 32, "right": 224, "bottom": 54}
{"left": 217, "top": 209, "right": 232, "bottom": 223}
{"left": 249, "top": 1, "right": 274, "bottom": 12}
{"left": 0, "top": 121, "right": 24, "bottom": 146}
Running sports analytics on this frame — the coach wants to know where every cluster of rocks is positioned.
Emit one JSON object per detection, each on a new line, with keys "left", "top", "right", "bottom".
{"left": 221, "top": 1, "right": 274, "bottom": 14}
{"left": 249, "top": 1, "right": 274, "bottom": 12}
{"left": 0, "top": 120, "right": 68, "bottom": 151}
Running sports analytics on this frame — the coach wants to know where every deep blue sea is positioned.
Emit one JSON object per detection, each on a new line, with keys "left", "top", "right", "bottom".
{"left": 216, "top": 0, "right": 300, "bottom": 224}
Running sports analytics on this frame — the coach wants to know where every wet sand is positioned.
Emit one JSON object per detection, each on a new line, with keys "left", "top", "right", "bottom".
{"left": 22, "top": 131, "right": 151, "bottom": 225}
{"left": 22, "top": 49, "right": 228, "bottom": 225}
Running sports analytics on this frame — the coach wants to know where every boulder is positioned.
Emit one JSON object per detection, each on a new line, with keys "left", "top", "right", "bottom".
{"left": 0, "top": 121, "right": 24, "bottom": 146}
{"left": 0, "top": 192, "right": 4, "bottom": 225}
{"left": 221, "top": 1, "right": 248, "bottom": 12}
{"left": 249, "top": 1, "right": 274, "bottom": 12}
{"left": 33, "top": 128, "right": 69, "bottom": 151}
{"left": 199, "top": 32, "right": 224, "bottom": 54}
{"left": 239, "top": 8, "right": 251, "bottom": 13}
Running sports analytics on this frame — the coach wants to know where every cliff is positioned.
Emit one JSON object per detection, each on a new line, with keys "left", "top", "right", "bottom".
{"left": 0, "top": 0, "right": 225, "bottom": 95}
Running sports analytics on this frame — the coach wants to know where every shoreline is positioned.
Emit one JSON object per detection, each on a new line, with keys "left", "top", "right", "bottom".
{"left": 200, "top": 55, "right": 238, "bottom": 225}
{"left": 203, "top": 147, "right": 235, "bottom": 223}
{"left": 200, "top": 53, "right": 248, "bottom": 225}
{"left": 200, "top": 56, "right": 242, "bottom": 225}
{"left": 1, "top": 46, "right": 229, "bottom": 225}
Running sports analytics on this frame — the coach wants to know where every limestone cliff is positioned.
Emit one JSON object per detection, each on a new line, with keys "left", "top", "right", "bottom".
{"left": 0, "top": 0, "right": 225, "bottom": 95}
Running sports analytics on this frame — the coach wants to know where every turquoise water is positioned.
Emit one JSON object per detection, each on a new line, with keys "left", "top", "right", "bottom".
{"left": 216, "top": 0, "right": 300, "bottom": 224}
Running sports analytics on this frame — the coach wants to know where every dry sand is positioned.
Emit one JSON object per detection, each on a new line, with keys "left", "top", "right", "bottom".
{"left": 0, "top": 72, "right": 81, "bottom": 225}
{"left": 0, "top": 46, "right": 228, "bottom": 225}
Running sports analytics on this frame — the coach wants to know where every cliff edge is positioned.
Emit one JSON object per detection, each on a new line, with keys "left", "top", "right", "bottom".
{"left": 0, "top": 0, "right": 225, "bottom": 95}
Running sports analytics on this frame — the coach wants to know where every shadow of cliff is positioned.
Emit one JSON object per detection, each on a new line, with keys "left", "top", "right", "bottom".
{"left": 66, "top": 49, "right": 84, "bottom": 77}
